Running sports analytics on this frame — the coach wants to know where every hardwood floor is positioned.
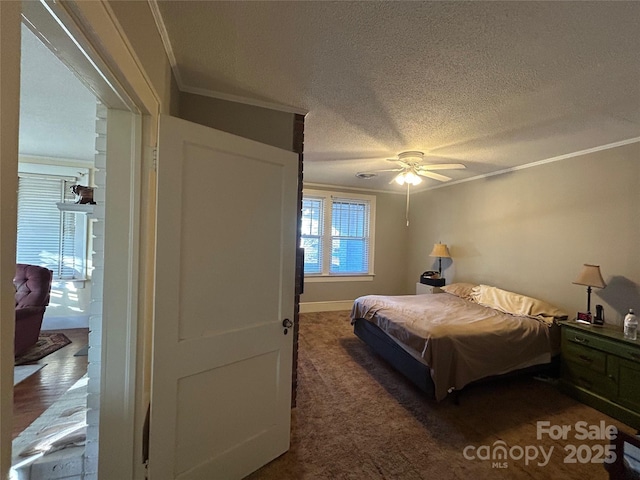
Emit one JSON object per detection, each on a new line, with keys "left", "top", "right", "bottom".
{"left": 12, "top": 328, "right": 89, "bottom": 439}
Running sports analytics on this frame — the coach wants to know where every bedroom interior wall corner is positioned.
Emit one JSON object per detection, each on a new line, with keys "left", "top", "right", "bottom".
{"left": 405, "top": 189, "right": 445, "bottom": 291}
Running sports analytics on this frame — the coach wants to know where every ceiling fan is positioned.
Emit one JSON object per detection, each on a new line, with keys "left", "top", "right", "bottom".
{"left": 356, "top": 151, "right": 466, "bottom": 226}
{"left": 356, "top": 151, "right": 466, "bottom": 185}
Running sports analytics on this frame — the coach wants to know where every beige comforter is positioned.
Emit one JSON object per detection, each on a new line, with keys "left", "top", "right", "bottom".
{"left": 351, "top": 293, "right": 559, "bottom": 401}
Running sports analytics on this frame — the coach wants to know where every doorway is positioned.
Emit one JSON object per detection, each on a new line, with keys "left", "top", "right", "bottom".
{"left": 10, "top": 17, "right": 101, "bottom": 479}
{"left": 14, "top": 15, "right": 96, "bottom": 436}
{"left": 1, "top": 1, "right": 152, "bottom": 478}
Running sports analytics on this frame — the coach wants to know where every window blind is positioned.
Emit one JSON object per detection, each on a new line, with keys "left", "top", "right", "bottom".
{"left": 17, "top": 175, "right": 82, "bottom": 279}
{"left": 330, "top": 198, "right": 369, "bottom": 274}
{"left": 300, "top": 197, "right": 323, "bottom": 274}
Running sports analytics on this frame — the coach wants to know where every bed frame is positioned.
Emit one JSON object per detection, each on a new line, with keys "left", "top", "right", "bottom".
{"left": 353, "top": 317, "right": 559, "bottom": 403}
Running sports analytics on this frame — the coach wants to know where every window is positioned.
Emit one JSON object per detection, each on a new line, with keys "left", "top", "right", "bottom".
{"left": 16, "top": 164, "right": 90, "bottom": 280}
{"left": 301, "top": 189, "right": 375, "bottom": 279}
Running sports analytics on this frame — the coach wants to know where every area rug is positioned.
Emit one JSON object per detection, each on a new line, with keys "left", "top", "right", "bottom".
{"left": 13, "top": 364, "right": 46, "bottom": 386}
{"left": 15, "top": 332, "right": 71, "bottom": 366}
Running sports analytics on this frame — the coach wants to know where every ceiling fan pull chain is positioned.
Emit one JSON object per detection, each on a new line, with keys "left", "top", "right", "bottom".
{"left": 406, "top": 183, "right": 410, "bottom": 227}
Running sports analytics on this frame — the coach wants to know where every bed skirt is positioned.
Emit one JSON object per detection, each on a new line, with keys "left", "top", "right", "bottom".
{"left": 353, "top": 317, "right": 560, "bottom": 401}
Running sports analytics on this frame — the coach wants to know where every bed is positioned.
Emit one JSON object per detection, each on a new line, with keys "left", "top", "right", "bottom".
{"left": 351, "top": 283, "right": 567, "bottom": 401}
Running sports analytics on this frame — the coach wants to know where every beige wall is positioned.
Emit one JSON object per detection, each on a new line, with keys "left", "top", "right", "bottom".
{"left": 407, "top": 142, "right": 640, "bottom": 326}
{"left": 107, "top": 0, "right": 175, "bottom": 112}
{"left": 179, "top": 92, "right": 296, "bottom": 151}
{"left": 301, "top": 186, "right": 410, "bottom": 303}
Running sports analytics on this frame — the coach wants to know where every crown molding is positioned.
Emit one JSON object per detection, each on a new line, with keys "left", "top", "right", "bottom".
{"left": 148, "top": 0, "right": 183, "bottom": 89}
{"left": 303, "top": 182, "right": 405, "bottom": 195}
{"left": 422, "top": 136, "right": 640, "bottom": 192}
{"left": 181, "top": 85, "right": 308, "bottom": 116}
{"left": 148, "top": 0, "right": 307, "bottom": 116}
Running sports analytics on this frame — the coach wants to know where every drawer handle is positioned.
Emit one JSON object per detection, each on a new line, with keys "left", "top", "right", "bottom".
{"left": 578, "top": 355, "right": 593, "bottom": 363}
{"left": 631, "top": 352, "right": 640, "bottom": 360}
{"left": 573, "top": 336, "right": 589, "bottom": 344}
{"left": 608, "top": 374, "right": 616, "bottom": 382}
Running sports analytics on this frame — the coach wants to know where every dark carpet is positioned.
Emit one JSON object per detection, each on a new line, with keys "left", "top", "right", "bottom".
{"left": 247, "top": 311, "right": 634, "bottom": 480}
{"left": 14, "top": 332, "right": 71, "bottom": 365}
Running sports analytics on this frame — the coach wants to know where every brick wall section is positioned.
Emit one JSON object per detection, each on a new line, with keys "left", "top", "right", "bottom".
{"left": 291, "top": 113, "right": 305, "bottom": 408}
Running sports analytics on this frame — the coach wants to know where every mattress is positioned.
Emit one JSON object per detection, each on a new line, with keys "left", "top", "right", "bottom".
{"left": 351, "top": 292, "right": 560, "bottom": 400}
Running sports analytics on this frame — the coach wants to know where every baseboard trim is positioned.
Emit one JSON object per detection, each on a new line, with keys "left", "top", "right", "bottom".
{"left": 300, "top": 300, "right": 354, "bottom": 313}
{"left": 41, "top": 315, "right": 90, "bottom": 330}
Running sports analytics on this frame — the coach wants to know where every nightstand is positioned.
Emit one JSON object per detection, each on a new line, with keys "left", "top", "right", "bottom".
{"left": 558, "top": 320, "right": 640, "bottom": 429}
{"left": 415, "top": 282, "right": 443, "bottom": 295}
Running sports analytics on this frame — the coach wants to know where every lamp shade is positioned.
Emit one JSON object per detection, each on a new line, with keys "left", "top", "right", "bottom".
{"left": 572, "top": 264, "right": 606, "bottom": 288}
{"left": 429, "top": 243, "right": 451, "bottom": 258}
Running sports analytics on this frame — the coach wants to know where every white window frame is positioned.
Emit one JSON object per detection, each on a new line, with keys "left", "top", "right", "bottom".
{"left": 17, "top": 162, "right": 91, "bottom": 281}
{"left": 302, "top": 188, "right": 375, "bottom": 282}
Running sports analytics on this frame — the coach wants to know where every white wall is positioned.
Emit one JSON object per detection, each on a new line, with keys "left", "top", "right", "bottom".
{"left": 406, "top": 142, "right": 640, "bottom": 326}
{"left": 41, "top": 281, "right": 91, "bottom": 329}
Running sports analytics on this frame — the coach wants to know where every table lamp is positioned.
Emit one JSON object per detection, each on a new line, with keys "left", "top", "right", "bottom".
{"left": 572, "top": 264, "right": 606, "bottom": 313}
{"left": 429, "top": 243, "right": 451, "bottom": 276}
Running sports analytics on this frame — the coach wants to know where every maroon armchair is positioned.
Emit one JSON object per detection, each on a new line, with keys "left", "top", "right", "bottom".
{"left": 14, "top": 264, "right": 53, "bottom": 357}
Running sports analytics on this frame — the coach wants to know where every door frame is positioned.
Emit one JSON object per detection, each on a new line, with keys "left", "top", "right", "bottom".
{"left": 0, "top": 1, "right": 159, "bottom": 478}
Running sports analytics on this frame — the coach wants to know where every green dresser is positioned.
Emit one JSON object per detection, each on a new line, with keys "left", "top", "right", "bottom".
{"left": 559, "top": 320, "right": 640, "bottom": 429}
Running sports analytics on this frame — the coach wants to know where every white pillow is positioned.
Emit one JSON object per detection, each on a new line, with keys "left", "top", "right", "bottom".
{"left": 441, "top": 282, "right": 477, "bottom": 300}
{"left": 471, "top": 284, "right": 567, "bottom": 323}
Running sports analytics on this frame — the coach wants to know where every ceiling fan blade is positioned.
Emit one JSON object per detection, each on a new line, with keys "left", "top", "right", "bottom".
{"left": 416, "top": 170, "right": 452, "bottom": 182}
{"left": 418, "top": 163, "right": 466, "bottom": 171}
{"left": 389, "top": 176, "right": 402, "bottom": 185}
{"left": 357, "top": 168, "right": 404, "bottom": 174}
{"left": 386, "top": 158, "right": 412, "bottom": 168}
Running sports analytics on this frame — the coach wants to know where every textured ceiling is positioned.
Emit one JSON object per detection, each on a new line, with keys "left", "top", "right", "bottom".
{"left": 20, "top": 25, "right": 97, "bottom": 163}
{"left": 157, "top": 0, "right": 640, "bottom": 192}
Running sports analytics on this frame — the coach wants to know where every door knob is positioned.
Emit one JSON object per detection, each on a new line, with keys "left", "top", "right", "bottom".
{"left": 282, "top": 318, "right": 293, "bottom": 335}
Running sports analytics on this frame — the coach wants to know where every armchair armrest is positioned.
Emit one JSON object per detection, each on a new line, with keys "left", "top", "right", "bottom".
{"left": 14, "top": 306, "right": 46, "bottom": 356}
{"left": 15, "top": 305, "right": 46, "bottom": 322}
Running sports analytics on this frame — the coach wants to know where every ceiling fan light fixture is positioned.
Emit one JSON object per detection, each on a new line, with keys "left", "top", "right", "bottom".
{"left": 395, "top": 171, "right": 422, "bottom": 186}
{"left": 404, "top": 171, "right": 422, "bottom": 185}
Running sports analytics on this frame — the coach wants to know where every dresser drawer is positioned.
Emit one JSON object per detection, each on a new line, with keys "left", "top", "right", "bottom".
{"left": 561, "top": 327, "right": 620, "bottom": 356}
{"left": 562, "top": 361, "right": 613, "bottom": 397}
{"left": 559, "top": 321, "right": 640, "bottom": 430}
{"left": 617, "top": 344, "right": 640, "bottom": 364}
{"left": 617, "top": 358, "right": 640, "bottom": 411}
{"left": 562, "top": 340, "right": 607, "bottom": 374}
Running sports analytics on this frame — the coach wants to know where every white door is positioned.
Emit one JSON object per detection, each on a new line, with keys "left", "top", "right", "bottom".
{"left": 149, "top": 115, "right": 298, "bottom": 479}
